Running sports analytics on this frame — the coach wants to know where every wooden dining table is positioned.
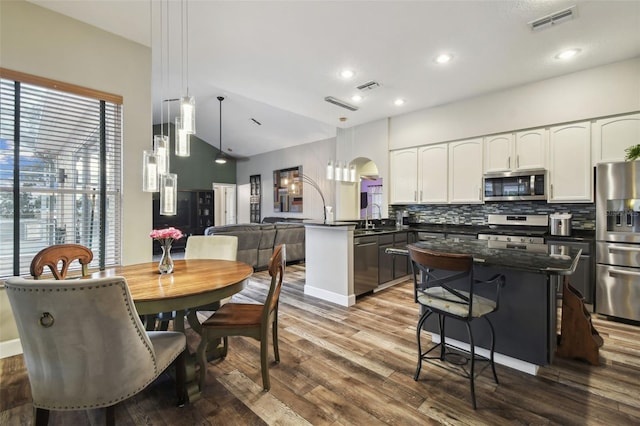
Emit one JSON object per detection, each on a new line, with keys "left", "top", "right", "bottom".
{"left": 89, "top": 258, "right": 254, "bottom": 402}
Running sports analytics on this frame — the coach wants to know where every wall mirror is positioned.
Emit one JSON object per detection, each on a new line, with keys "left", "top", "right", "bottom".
{"left": 273, "top": 166, "right": 303, "bottom": 212}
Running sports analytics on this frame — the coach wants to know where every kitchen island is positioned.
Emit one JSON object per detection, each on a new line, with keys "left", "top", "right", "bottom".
{"left": 389, "top": 238, "right": 582, "bottom": 374}
{"left": 303, "top": 221, "right": 411, "bottom": 306}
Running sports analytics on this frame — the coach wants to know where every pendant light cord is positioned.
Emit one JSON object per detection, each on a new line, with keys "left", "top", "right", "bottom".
{"left": 219, "top": 96, "right": 223, "bottom": 153}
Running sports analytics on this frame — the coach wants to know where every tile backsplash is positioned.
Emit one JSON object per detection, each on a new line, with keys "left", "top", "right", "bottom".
{"left": 390, "top": 201, "right": 595, "bottom": 230}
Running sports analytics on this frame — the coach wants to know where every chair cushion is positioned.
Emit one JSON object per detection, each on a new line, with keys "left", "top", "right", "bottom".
{"left": 417, "top": 287, "right": 496, "bottom": 318}
{"left": 147, "top": 331, "right": 186, "bottom": 374}
{"left": 202, "top": 303, "right": 263, "bottom": 328}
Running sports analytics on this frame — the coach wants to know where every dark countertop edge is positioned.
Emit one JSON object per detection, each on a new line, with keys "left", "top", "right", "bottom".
{"left": 408, "top": 224, "right": 595, "bottom": 241}
{"left": 303, "top": 221, "right": 357, "bottom": 228}
{"left": 306, "top": 221, "right": 596, "bottom": 241}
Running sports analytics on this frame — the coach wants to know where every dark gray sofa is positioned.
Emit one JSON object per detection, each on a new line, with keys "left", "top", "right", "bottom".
{"left": 204, "top": 222, "right": 304, "bottom": 270}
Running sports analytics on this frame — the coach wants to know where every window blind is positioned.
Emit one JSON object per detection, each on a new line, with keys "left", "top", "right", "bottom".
{"left": 0, "top": 75, "right": 122, "bottom": 277}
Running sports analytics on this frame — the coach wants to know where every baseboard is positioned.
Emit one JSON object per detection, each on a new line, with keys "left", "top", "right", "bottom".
{"left": 431, "top": 334, "right": 540, "bottom": 376}
{"left": 0, "top": 339, "right": 22, "bottom": 359}
{"left": 304, "top": 285, "right": 355, "bottom": 307}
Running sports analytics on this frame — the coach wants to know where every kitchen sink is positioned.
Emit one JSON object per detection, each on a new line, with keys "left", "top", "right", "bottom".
{"left": 354, "top": 228, "right": 394, "bottom": 236}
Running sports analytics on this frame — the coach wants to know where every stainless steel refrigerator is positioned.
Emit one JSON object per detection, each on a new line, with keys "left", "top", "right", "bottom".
{"left": 595, "top": 160, "right": 640, "bottom": 321}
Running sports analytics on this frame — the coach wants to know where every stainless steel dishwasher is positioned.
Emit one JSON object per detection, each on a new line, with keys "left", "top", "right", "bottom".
{"left": 354, "top": 235, "right": 379, "bottom": 296}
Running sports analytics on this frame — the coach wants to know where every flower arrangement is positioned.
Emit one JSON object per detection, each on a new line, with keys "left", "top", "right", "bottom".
{"left": 149, "top": 227, "right": 184, "bottom": 246}
{"left": 150, "top": 227, "right": 183, "bottom": 274}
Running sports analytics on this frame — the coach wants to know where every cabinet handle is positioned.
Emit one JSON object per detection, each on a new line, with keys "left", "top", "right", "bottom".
{"left": 414, "top": 191, "right": 417, "bottom": 202}
{"left": 507, "top": 156, "right": 511, "bottom": 169}
{"left": 478, "top": 187, "right": 482, "bottom": 200}
{"left": 550, "top": 184, "right": 553, "bottom": 198}
{"left": 516, "top": 155, "right": 520, "bottom": 169}
{"left": 420, "top": 190, "right": 423, "bottom": 202}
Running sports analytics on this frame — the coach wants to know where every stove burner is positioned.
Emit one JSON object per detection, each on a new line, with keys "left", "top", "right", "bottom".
{"left": 481, "top": 214, "right": 550, "bottom": 246}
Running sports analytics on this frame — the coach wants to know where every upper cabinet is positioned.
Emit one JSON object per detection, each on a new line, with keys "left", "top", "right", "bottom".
{"left": 484, "top": 129, "right": 547, "bottom": 173}
{"left": 449, "top": 138, "right": 484, "bottom": 204}
{"left": 389, "top": 148, "right": 418, "bottom": 204}
{"left": 390, "top": 140, "right": 479, "bottom": 205}
{"left": 548, "top": 121, "right": 593, "bottom": 203}
{"left": 484, "top": 134, "right": 513, "bottom": 173}
{"left": 418, "top": 144, "right": 448, "bottom": 203}
{"left": 514, "top": 129, "right": 547, "bottom": 170}
{"left": 592, "top": 113, "right": 640, "bottom": 164}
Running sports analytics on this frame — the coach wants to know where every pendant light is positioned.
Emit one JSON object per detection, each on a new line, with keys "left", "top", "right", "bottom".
{"left": 179, "top": 0, "right": 196, "bottom": 134}
{"left": 214, "top": 96, "right": 227, "bottom": 164}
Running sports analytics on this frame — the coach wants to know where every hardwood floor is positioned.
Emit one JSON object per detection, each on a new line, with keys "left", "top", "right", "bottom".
{"left": 1, "top": 264, "right": 639, "bottom": 425}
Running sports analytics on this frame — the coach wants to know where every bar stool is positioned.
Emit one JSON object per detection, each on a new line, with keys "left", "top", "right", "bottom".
{"left": 408, "top": 244, "right": 505, "bottom": 409}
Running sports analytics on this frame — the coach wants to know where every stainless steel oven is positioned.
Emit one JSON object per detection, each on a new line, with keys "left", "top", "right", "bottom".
{"left": 478, "top": 214, "right": 549, "bottom": 250}
{"left": 595, "top": 161, "right": 640, "bottom": 321}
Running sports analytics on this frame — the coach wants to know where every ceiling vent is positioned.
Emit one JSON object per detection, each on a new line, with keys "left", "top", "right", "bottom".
{"left": 324, "top": 96, "right": 358, "bottom": 111}
{"left": 529, "top": 5, "right": 576, "bottom": 31}
{"left": 356, "top": 80, "right": 381, "bottom": 91}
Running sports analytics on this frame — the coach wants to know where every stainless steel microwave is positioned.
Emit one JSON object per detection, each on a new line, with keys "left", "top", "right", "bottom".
{"left": 483, "top": 170, "right": 547, "bottom": 201}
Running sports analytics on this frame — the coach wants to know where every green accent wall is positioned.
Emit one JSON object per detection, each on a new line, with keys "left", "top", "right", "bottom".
{"left": 152, "top": 124, "right": 236, "bottom": 189}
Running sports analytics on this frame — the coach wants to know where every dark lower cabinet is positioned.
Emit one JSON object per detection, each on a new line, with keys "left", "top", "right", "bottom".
{"left": 354, "top": 236, "right": 379, "bottom": 296}
{"left": 393, "top": 232, "right": 408, "bottom": 279}
{"left": 378, "top": 242, "right": 394, "bottom": 284}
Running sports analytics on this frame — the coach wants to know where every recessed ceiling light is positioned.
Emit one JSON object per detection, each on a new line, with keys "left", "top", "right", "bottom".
{"left": 435, "top": 53, "right": 453, "bottom": 64}
{"left": 340, "top": 69, "right": 355, "bottom": 79}
{"left": 394, "top": 98, "right": 405, "bottom": 106}
{"left": 351, "top": 94, "right": 363, "bottom": 102}
{"left": 555, "top": 48, "right": 581, "bottom": 60}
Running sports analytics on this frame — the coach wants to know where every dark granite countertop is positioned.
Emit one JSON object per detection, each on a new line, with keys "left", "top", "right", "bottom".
{"left": 408, "top": 223, "right": 595, "bottom": 241}
{"left": 388, "top": 238, "right": 581, "bottom": 275}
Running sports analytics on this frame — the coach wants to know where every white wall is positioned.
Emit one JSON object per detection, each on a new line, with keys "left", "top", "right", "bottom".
{"left": 336, "top": 118, "right": 390, "bottom": 220}
{"left": 0, "top": 0, "right": 152, "bottom": 356}
{"left": 390, "top": 58, "right": 640, "bottom": 149}
{"left": 236, "top": 138, "right": 335, "bottom": 222}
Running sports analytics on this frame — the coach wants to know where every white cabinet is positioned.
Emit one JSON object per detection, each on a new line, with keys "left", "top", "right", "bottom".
{"left": 389, "top": 148, "right": 417, "bottom": 203}
{"left": 592, "top": 113, "right": 640, "bottom": 164}
{"left": 484, "top": 130, "right": 547, "bottom": 173}
{"left": 418, "top": 144, "right": 448, "bottom": 203}
{"left": 548, "top": 122, "right": 592, "bottom": 203}
{"left": 484, "top": 134, "right": 513, "bottom": 173}
{"left": 449, "top": 138, "right": 483, "bottom": 203}
{"left": 514, "top": 129, "right": 547, "bottom": 170}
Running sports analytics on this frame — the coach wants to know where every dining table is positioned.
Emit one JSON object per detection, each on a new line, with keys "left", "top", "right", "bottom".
{"left": 89, "top": 258, "right": 254, "bottom": 402}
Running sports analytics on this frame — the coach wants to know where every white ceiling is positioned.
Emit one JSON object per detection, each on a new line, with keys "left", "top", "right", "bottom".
{"left": 28, "top": 0, "right": 640, "bottom": 159}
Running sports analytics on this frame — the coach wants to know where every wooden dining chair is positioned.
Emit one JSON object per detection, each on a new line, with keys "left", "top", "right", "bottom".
{"left": 408, "top": 244, "right": 505, "bottom": 409}
{"left": 197, "top": 244, "right": 285, "bottom": 391}
{"left": 4, "top": 276, "right": 187, "bottom": 425}
{"left": 30, "top": 244, "right": 93, "bottom": 279}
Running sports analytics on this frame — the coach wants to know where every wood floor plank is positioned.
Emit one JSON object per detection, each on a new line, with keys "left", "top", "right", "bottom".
{"left": 2, "top": 264, "right": 639, "bottom": 425}
{"left": 217, "top": 370, "right": 312, "bottom": 425}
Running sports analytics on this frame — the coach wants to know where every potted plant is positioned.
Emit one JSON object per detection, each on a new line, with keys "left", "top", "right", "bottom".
{"left": 625, "top": 144, "right": 640, "bottom": 161}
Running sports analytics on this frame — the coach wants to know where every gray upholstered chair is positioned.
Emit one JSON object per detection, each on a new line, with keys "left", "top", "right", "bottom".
{"left": 408, "top": 244, "right": 505, "bottom": 409}
{"left": 30, "top": 244, "right": 94, "bottom": 279}
{"left": 197, "top": 244, "right": 285, "bottom": 391}
{"left": 4, "top": 276, "right": 187, "bottom": 425}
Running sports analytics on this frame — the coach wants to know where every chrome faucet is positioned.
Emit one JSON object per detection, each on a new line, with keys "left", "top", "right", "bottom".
{"left": 365, "top": 203, "right": 382, "bottom": 229}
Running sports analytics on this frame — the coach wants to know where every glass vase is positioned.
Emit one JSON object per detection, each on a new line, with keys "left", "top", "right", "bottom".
{"left": 158, "top": 243, "right": 174, "bottom": 274}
